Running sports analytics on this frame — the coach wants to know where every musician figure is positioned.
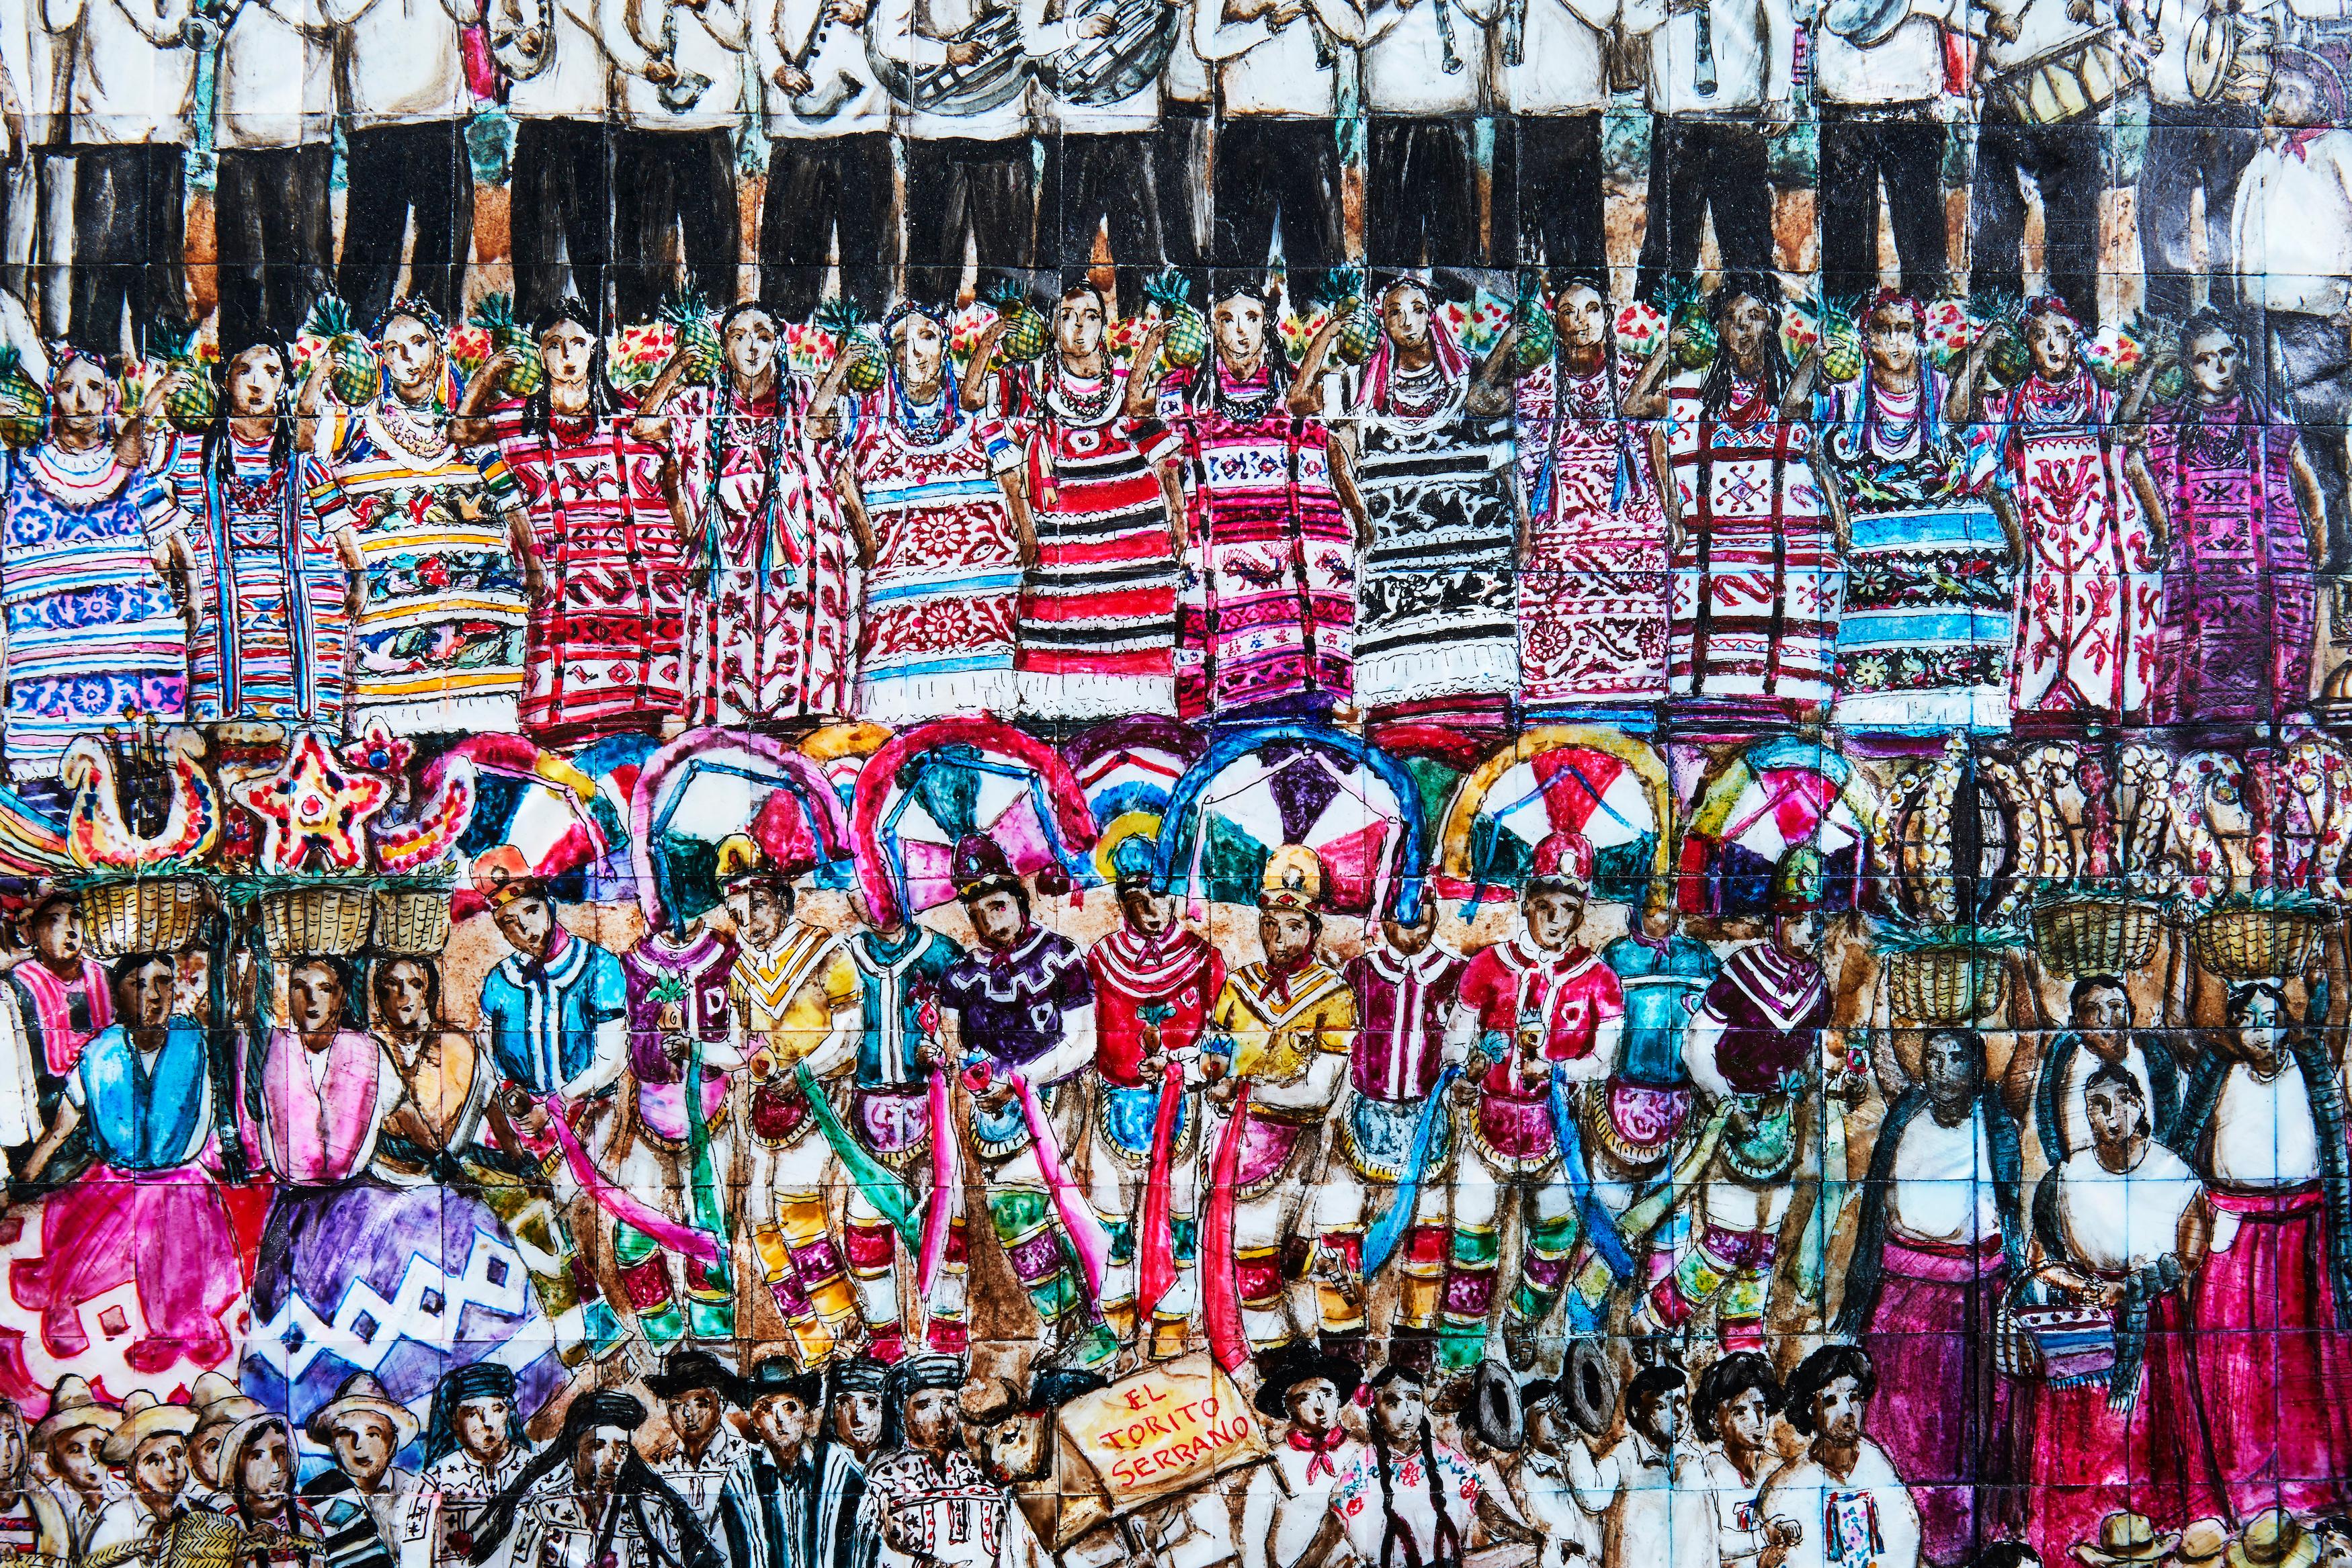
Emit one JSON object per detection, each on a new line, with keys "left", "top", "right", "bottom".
{"left": 1810, "top": 0, "right": 1956, "bottom": 301}
{"left": 1362, "top": 0, "right": 1493, "bottom": 269}
{"left": 1624, "top": 0, "right": 1796, "bottom": 298}
{"left": 497, "top": 0, "right": 616, "bottom": 322}
{"left": 1025, "top": 0, "right": 1173, "bottom": 306}
{"left": 1489, "top": 0, "right": 1615, "bottom": 277}
{"left": 210, "top": 0, "right": 334, "bottom": 348}
{"left": 873, "top": 0, "right": 1038, "bottom": 300}
{"left": 1193, "top": 0, "right": 1364, "bottom": 304}
{"left": 1968, "top": 0, "right": 2120, "bottom": 328}
{"left": 750, "top": 0, "right": 893, "bottom": 321}
{"left": 2130, "top": 0, "right": 2266, "bottom": 315}
{"left": 598, "top": 0, "right": 747, "bottom": 319}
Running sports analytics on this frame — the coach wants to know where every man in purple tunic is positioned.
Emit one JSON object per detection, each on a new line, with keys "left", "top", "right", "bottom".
{"left": 937, "top": 833, "right": 1114, "bottom": 1368}
{"left": 1835, "top": 1029, "right": 2025, "bottom": 1565}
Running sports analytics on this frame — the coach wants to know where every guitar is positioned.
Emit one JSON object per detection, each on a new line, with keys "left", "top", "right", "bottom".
{"left": 868, "top": 0, "right": 1030, "bottom": 116}
{"left": 1036, "top": 0, "right": 1178, "bottom": 104}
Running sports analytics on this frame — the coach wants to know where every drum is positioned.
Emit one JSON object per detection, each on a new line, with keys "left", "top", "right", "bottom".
{"left": 2187, "top": 5, "right": 2273, "bottom": 103}
{"left": 1986, "top": 27, "right": 2140, "bottom": 124}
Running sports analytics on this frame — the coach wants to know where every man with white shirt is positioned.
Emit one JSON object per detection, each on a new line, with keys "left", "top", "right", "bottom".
{"left": 212, "top": 0, "right": 334, "bottom": 347}
{"left": 751, "top": 0, "right": 890, "bottom": 321}
{"left": 1155, "top": 0, "right": 1209, "bottom": 275}
{"left": 328, "top": 0, "right": 478, "bottom": 326}
{"left": 49, "top": 0, "right": 196, "bottom": 351}
{"left": 1361, "top": 0, "right": 1493, "bottom": 269}
{"left": 2128, "top": 0, "right": 2265, "bottom": 314}
{"left": 494, "top": 0, "right": 614, "bottom": 320}
{"left": 1623, "top": 0, "right": 1793, "bottom": 298}
{"left": 1755, "top": 1346, "right": 1923, "bottom": 1568}
{"left": 1488, "top": 0, "right": 1612, "bottom": 277}
{"left": 1809, "top": 0, "right": 1954, "bottom": 300}
{"left": 601, "top": 0, "right": 745, "bottom": 320}
{"left": 1560, "top": 1365, "right": 1717, "bottom": 1568}
{"left": 1237, "top": 1344, "right": 1363, "bottom": 1568}
{"left": 1689, "top": 1353, "right": 1798, "bottom": 1568}
{"left": 874, "top": 0, "right": 1035, "bottom": 302}
{"left": 1193, "top": 0, "right": 1363, "bottom": 304}
{"left": 1967, "top": 0, "right": 2117, "bottom": 328}
{"left": 2232, "top": 47, "right": 2352, "bottom": 566}
{"left": 1835, "top": 1029, "right": 2024, "bottom": 1565}
{"left": 1028, "top": 0, "right": 1170, "bottom": 310}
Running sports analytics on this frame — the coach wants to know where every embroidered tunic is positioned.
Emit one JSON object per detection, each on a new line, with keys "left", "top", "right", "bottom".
{"left": 1515, "top": 353, "right": 1671, "bottom": 718}
{"left": 732, "top": 924, "right": 861, "bottom": 1147}
{"left": 485, "top": 400, "right": 692, "bottom": 744}
{"left": 845, "top": 926, "right": 960, "bottom": 1166}
{"left": 1204, "top": 960, "right": 1355, "bottom": 1192}
{"left": 1, "top": 445, "right": 184, "bottom": 780}
{"left": 1688, "top": 944, "right": 1830, "bottom": 1099}
{"left": 1987, "top": 369, "right": 2160, "bottom": 722}
{"left": 1162, "top": 365, "right": 1355, "bottom": 722}
{"left": 995, "top": 365, "right": 1185, "bottom": 720}
{"left": 1085, "top": 927, "right": 1222, "bottom": 1088}
{"left": 1818, "top": 367, "right": 2014, "bottom": 732}
{"left": 167, "top": 431, "right": 353, "bottom": 727}
{"left": 2143, "top": 393, "right": 2316, "bottom": 724}
{"left": 306, "top": 403, "right": 528, "bottom": 734}
{"left": 848, "top": 389, "right": 1025, "bottom": 723}
{"left": 675, "top": 381, "right": 857, "bottom": 726}
{"left": 1338, "top": 943, "right": 1462, "bottom": 1182}
{"left": 1456, "top": 939, "right": 1626, "bottom": 1172}
{"left": 622, "top": 928, "right": 739, "bottom": 1148}
{"left": 1349, "top": 360, "right": 1519, "bottom": 725}
{"left": 1661, "top": 370, "right": 1842, "bottom": 726}
{"left": 477, "top": 929, "right": 631, "bottom": 1095}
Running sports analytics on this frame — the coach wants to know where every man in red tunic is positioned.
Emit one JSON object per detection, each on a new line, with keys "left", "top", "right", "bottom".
{"left": 1441, "top": 832, "right": 1626, "bottom": 1370}
{"left": 1079, "top": 836, "right": 1224, "bottom": 1360}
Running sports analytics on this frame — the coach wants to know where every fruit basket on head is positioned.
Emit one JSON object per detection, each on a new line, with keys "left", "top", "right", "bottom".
{"left": 1873, "top": 919, "right": 2019, "bottom": 1025}
{"left": 2189, "top": 887, "right": 2339, "bottom": 982}
{"left": 2025, "top": 880, "right": 2168, "bottom": 979}
{"left": 52, "top": 723, "right": 226, "bottom": 961}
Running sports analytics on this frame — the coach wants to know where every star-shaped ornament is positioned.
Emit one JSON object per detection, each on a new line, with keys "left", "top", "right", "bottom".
{"left": 231, "top": 728, "right": 393, "bottom": 875}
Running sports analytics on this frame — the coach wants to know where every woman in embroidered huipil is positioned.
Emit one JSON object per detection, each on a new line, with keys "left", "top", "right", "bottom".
{"left": 1628, "top": 272, "right": 1841, "bottom": 732}
{"left": 3, "top": 348, "right": 193, "bottom": 789}
{"left": 454, "top": 298, "right": 694, "bottom": 746}
{"left": 2134, "top": 308, "right": 2323, "bottom": 725}
{"left": 641, "top": 302, "right": 856, "bottom": 729}
{"left": 304, "top": 300, "right": 539, "bottom": 737}
{"left": 1345, "top": 276, "right": 1519, "bottom": 733}
{"left": 1143, "top": 275, "right": 1357, "bottom": 724}
{"left": 833, "top": 301, "right": 1032, "bottom": 724}
{"left": 1954, "top": 295, "right": 2169, "bottom": 726}
{"left": 166, "top": 338, "right": 360, "bottom": 728}
{"left": 1509, "top": 280, "right": 1671, "bottom": 722}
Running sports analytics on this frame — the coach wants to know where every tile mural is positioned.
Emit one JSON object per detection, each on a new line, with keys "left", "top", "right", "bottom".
{"left": 0, "top": 0, "right": 2347, "bottom": 1563}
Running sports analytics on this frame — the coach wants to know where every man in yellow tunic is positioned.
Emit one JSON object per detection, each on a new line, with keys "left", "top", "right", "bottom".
{"left": 1201, "top": 845, "right": 1364, "bottom": 1356}
{"left": 722, "top": 836, "right": 866, "bottom": 1367}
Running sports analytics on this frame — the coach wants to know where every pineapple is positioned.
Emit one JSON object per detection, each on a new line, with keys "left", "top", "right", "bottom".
{"left": 303, "top": 296, "right": 382, "bottom": 406}
{"left": 1818, "top": 296, "right": 1865, "bottom": 384}
{"left": 1323, "top": 268, "right": 1380, "bottom": 367}
{"left": 662, "top": 288, "right": 722, "bottom": 383}
{"left": 1660, "top": 282, "right": 1717, "bottom": 371}
{"left": 1974, "top": 294, "right": 2029, "bottom": 386}
{"left": 1144, "top": 269, "right": 1207, "bottom": 370}
{"left": 2130, "top": 309, "right": 2187, "bottom": 402}
{"left": 1511, "top": 275, "right": 1556, "bottom": 372}
{"left": 155, "top": 316, "right": 218, "bottom": 431}
{"left": 986, "top": 282, "right": 1050, "bottom": 365}
{"left": 816, "top": 297, "right": 888, "bottom": 395}
{"left": 0, "top": 347, "right": 45, "bottom": 449}
{"left": 468, "top": 292, "right": 544, "bottom": 398}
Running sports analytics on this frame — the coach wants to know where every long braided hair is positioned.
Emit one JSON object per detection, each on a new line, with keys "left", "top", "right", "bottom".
{"left": 517, "top": 296, "right": 617, "bottom": 439}
{"left": 1697, "top": 271, "right": 1791, "bottom": 420}
{"left": 200, "top": 333, "right": 297, "bottom": 476}
{"left": 1363, "top": 1366, "right": 1464, "bottom": 1568}
{"left": 466, "top": 1393, "right": 719, "bottom": 1568}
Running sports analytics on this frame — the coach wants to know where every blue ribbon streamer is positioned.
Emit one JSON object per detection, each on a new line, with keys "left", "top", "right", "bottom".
{"left": 1361, "top": 1063, "right": 1460, "bottom": 1278}
{"left": 1548, "top": 1064, "right": 1638, "bottom": 1284}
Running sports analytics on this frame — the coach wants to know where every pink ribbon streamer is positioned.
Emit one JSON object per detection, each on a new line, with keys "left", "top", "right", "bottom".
{"left": 540, "top": 1094, "right": 720, "bottom": 1266}
{"left": 1009, "top": 1070, "right": 1112, "bottom": 1299}
{"left": 917, "top": 1068, "right": 959, "bottom": 1296}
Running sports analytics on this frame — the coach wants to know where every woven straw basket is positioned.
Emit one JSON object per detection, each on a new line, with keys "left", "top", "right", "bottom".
{"left": 372, "top": 887, "right": 454, "bottom": 955}
{"left": 2030, "top": 896, "right": 2162, "bottom": 977}
{"left": 2193, "top": 904, "right": 2335, "bottom": 981}
{"left": 81, "top": 877, "right": 206, "bottom": 957}
{"left": 1886, "top": 945, "right": 2006, "bottom": 1025}
{"left": 259, "top": 884, "right": 374, "bottom": 958}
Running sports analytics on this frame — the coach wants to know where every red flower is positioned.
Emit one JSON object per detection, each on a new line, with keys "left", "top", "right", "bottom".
{"left": 419, "top": 556, "right": 451, "bottom": 590}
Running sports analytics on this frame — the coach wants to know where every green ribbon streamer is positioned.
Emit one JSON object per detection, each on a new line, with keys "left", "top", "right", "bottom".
{"left": 683, "top": 1047, "right": 730, "bottom": 1287}
{"left": 794, "top": 1063, "right": 921, "bottom": 1244}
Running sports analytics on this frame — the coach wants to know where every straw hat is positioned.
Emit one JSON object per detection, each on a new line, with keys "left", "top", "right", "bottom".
{"left": 100, "top": 1392, "right": 198, "bottom": 1465}
{"left": 303, "top": 1372, "right": 420, "bottom": 1452}
{"left": 188, "top": 1372, "right": 263, "bottom": 1436}
{"left": 2229, "top": 1510, "right": 2320, "bottom": 1568}
{"left": 2072, "top": 1514, "right": 2180, "bottom": 1566}
{"left": 29, "top": 1376, "right": 118, "bottom": 1450}
{"left": 2176, "top": 1520, "right": 2234, "bottom": 1568}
